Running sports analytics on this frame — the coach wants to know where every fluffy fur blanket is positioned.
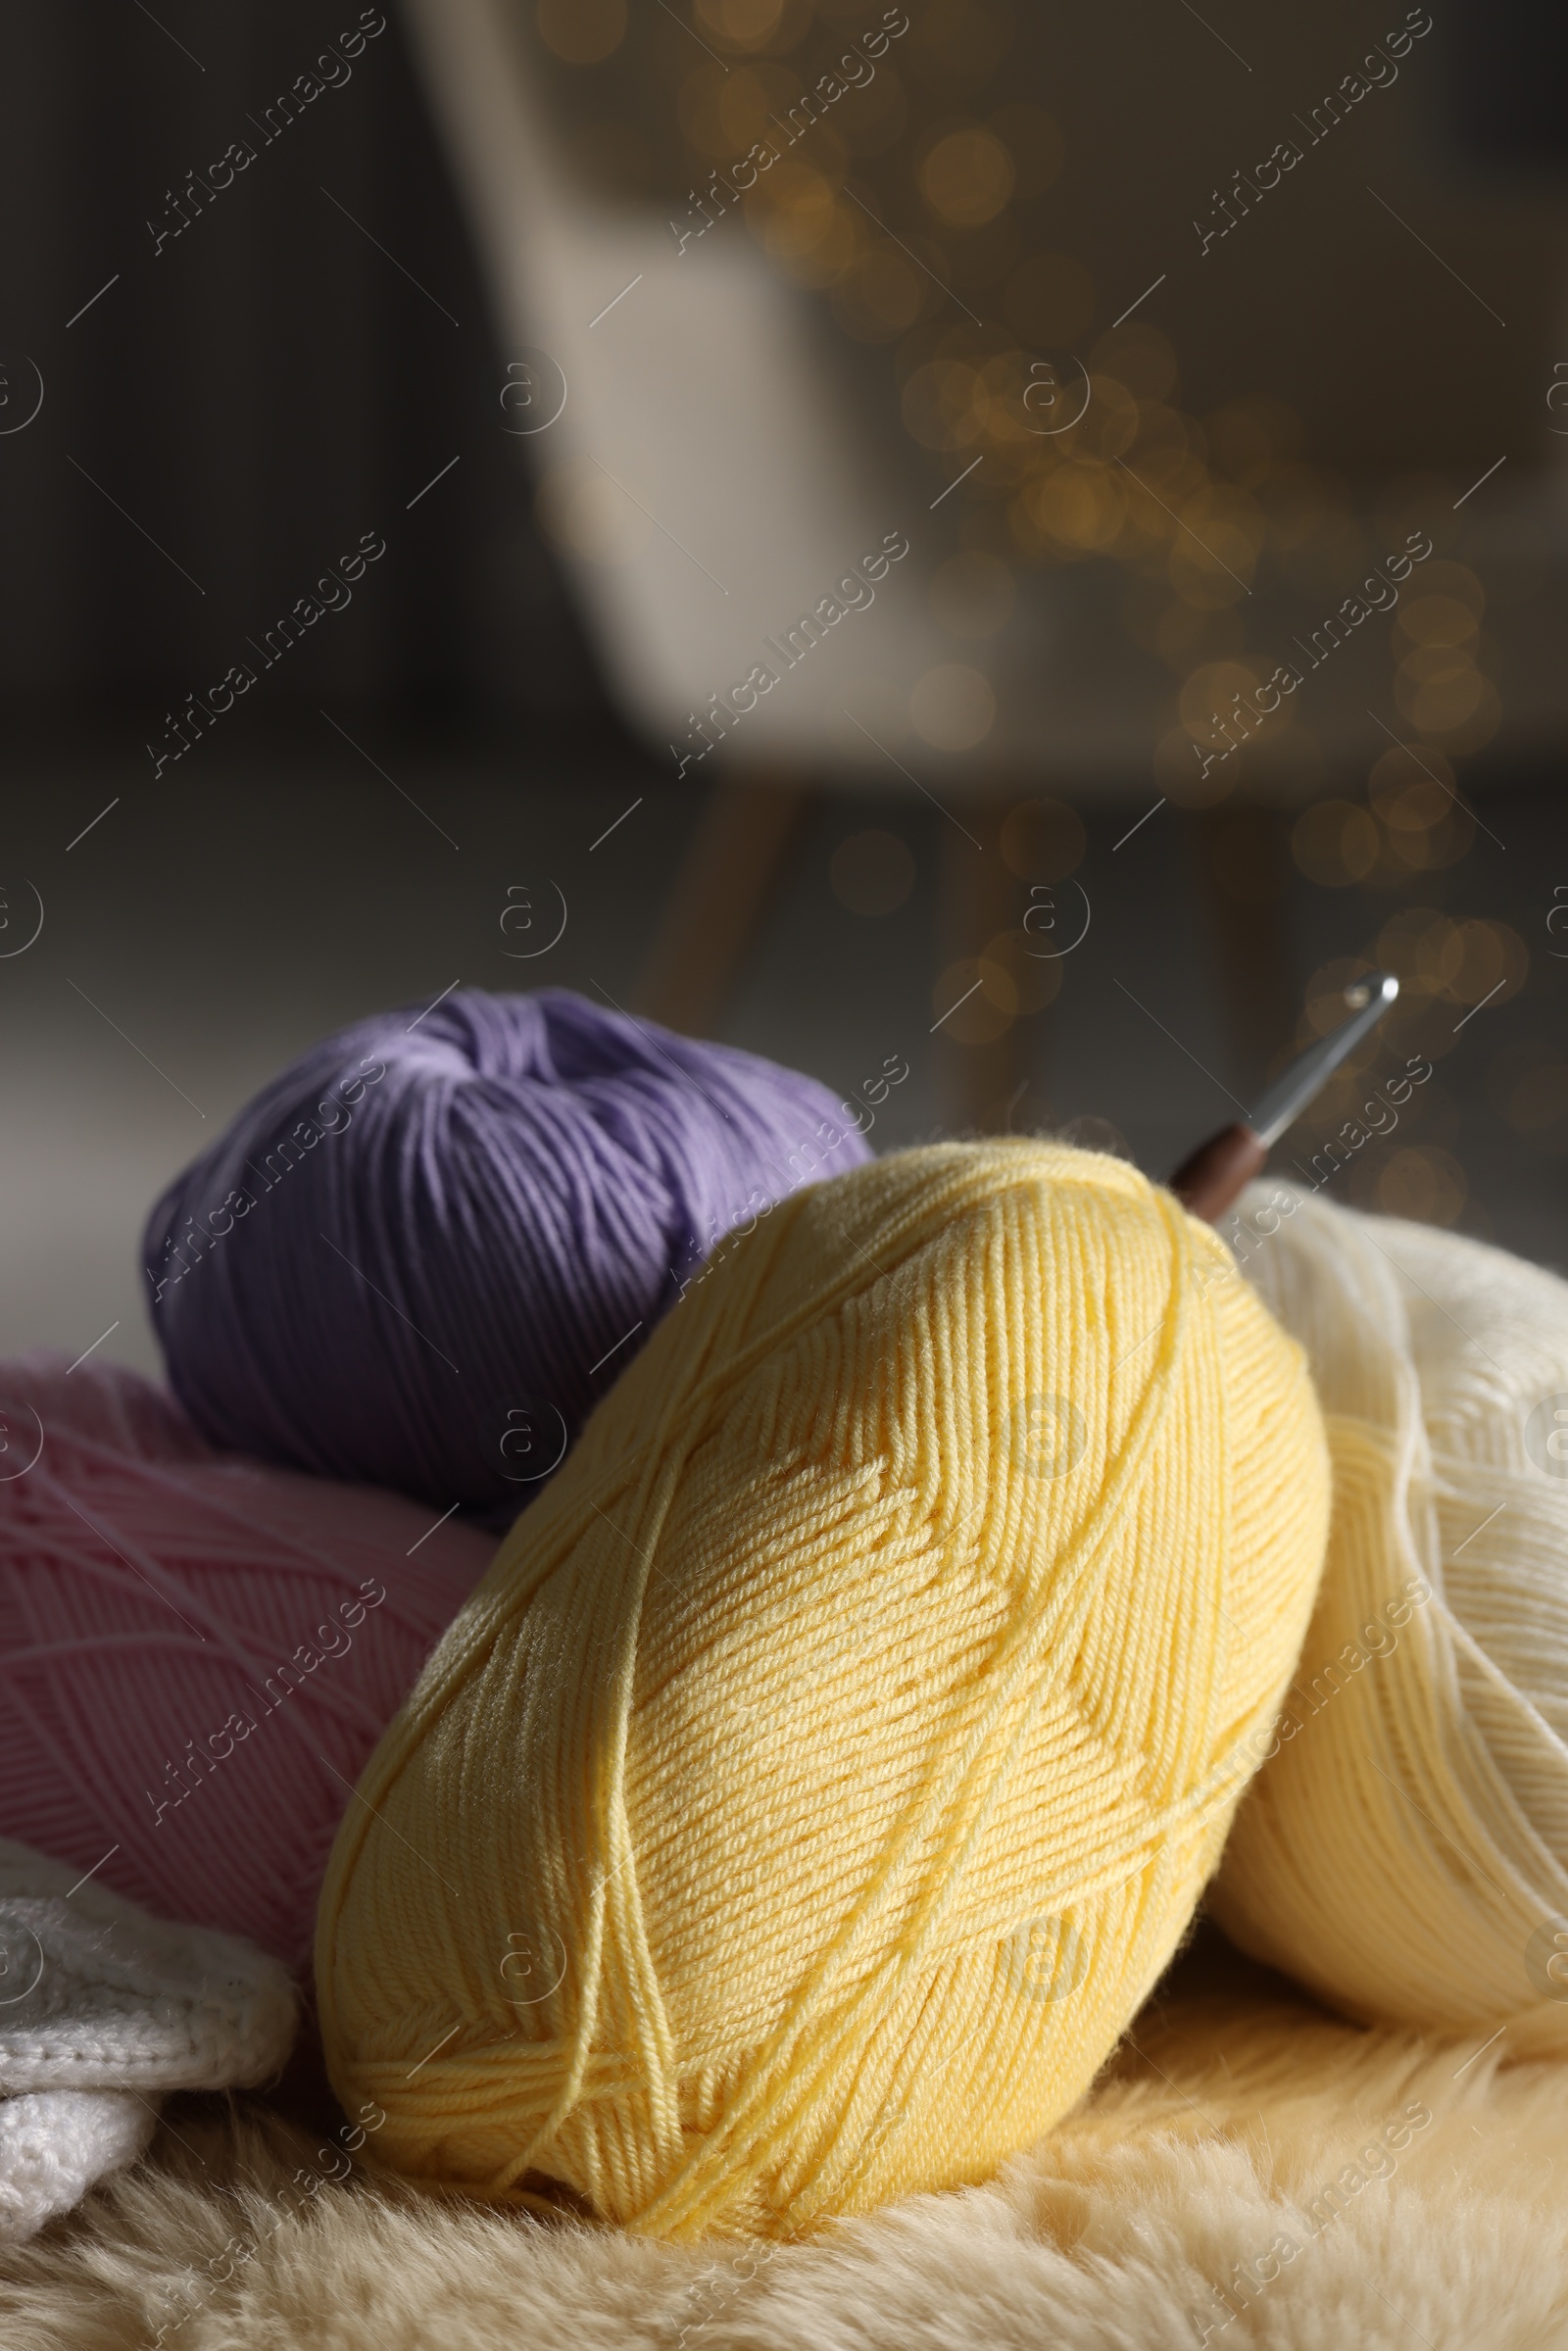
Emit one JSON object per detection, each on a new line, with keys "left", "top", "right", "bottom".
{"left": 2, "top": 1930, "right": 1563, "bottom": 2350}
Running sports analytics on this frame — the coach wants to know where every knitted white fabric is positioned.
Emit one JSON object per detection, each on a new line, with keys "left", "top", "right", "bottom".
{"left": 0, "top": 2092, "right": 156, "bottom": 2245}
{"left": 0, "top": 1838, "right": 296, "bottom": 2240}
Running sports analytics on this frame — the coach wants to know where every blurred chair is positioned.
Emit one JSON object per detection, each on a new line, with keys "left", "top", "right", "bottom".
{"left": 400, "top": 0, "right": 1568, "bottom": 1108}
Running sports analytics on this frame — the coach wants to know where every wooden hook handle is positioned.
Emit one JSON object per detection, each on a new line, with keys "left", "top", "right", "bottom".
{"left": 1168, "top": 1123, "right": 1269, "bottom": 1223}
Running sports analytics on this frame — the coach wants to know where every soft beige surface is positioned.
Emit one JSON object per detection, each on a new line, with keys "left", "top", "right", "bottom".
{"left": 4, "top": 1932, "right": 1564, "bottom": 2349}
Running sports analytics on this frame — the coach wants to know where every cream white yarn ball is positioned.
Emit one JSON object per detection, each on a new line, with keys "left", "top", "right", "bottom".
{"left": 1211, "top": 1183, "right": 1568, "bottom": 2052}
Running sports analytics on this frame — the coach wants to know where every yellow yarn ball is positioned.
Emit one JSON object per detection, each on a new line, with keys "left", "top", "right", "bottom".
{"left": 315, "top": 1142, "right": 1330, "bottom": 2238}
{"left": 1213, "top": 1185, "right": 1568, "bottom": 2053}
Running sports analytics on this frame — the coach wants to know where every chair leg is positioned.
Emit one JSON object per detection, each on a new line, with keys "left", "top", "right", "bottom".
{"left": 1196, "top": 804, "right": 1299, "bottom": 1080}
{"left": 634, "top": 773, "right": 812, "bottom": 1037}
{"left": 935, "top": 796, "right": 1038, "bottom": 1135}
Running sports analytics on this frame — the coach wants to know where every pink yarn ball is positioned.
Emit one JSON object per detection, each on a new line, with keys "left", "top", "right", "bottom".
{"left": 0, "top": 1355, "right": 495, "bottom": 1974}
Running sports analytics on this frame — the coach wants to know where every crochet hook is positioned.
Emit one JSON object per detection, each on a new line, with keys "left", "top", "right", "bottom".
{"left": 1170, "top": 971, "right": 1399, "bottom": 1222}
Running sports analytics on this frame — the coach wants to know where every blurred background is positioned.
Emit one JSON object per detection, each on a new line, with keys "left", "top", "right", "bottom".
{"left": 2, "top": 0, "right": 1566, "bottom": 1375}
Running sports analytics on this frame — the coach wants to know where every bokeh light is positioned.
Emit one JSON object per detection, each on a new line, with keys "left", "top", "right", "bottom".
{"left": 1367, "top": 745, "right": 1473, "bottom": 873}
{"left": 932, "top": 955, "right": 1014, "bottom": 1046}
{"left": 829, "top": 828, "right": 916, "bottom": 917}
{"left": 918, "top": 125, "right": 1015, "bottom": 226}
{"left": 1378, "top": 1146, "right": 1467, "bottom": 1226}
{"left": 1292, "top": 801, "right": 1380, "bottom": 888}
{"left": 983, "top": 926, "right": 1064, "bottom": 1013}
{"left": 693, "top": 0, "right": 798, "bottom": 54}
{"left": 536, "top": 0, "right": 627, "bottom": 65}
{"left": 910, "top": 661, "right": 996, "bottom": 750}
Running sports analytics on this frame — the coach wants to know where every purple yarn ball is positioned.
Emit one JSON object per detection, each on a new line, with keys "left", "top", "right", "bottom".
{"left": 141, "top": 990, "right": 872, "bottom": 1511}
